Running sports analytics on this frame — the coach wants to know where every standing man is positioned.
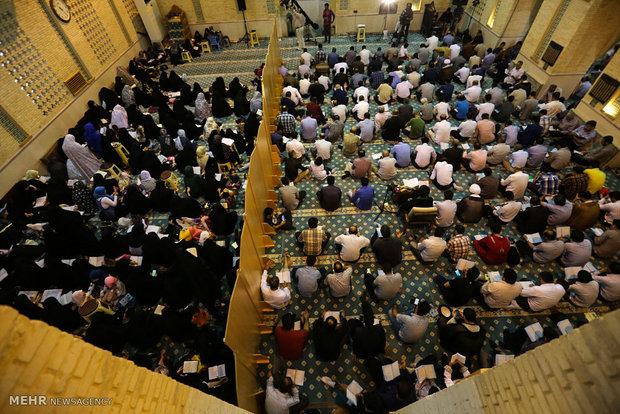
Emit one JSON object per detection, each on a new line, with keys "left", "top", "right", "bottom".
{"left": 322, "top": 3, "right": 335, "bottom": 44}
{"left": 397, "top": 3, "right": 414, "bottom": 43}
{"left": 292, "top": 6, "right": 306, "bottom": 50}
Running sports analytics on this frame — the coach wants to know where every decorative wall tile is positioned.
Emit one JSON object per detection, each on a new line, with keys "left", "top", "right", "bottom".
{"left": 0, "top": 10, "right": 69, "bottom": 118}
{"left": 534, "top": 0, "right": 571, "bottom": 62}
{"left": 66, "top": 0, "right": 117, "bottom": 65}
{"left": 192, "top": 0, "right": 205, "bottom": 20}
{"left": 122, "top": 0, "right": 146, "bottom": 34}
{"left": 0, "top": 105, "right": 29, "bottom": 143}
{"left": 266, "top": 0, "right": 276, "bottom": 15}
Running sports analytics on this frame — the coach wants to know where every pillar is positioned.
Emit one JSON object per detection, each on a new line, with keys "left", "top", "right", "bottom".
{"left": 517, "top": 0, "right": 620, "bottom": 100}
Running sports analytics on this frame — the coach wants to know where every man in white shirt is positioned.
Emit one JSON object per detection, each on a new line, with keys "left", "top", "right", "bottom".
{"left": 433, "top": 101, "right": 450, "bottom": 120}
{"left": 454, "top": 64, "right": 469, "bottom": 84}
{"left": 324, "top": 262, "right": 353, "bottom": 298}
{"left": 486, "top": 135, "right": 511, "bottom": 164}
{"left": 425, "top": 35, "right": 439, "bottom": 52}
{"left": 516, "top": 272, "right": 565, "bottom": 312}
{"left": 390, "top": 301, "right": 430, "bottom": 343}
{"left": 503, "top": 145, "right": 528, "bottom": 172}
{"left": 374, "top": 106, "right": 391, "bottom": 131}
{"left": 333, "top": 60, "right": 348, "bottom": 75}
{"left": 413, "top": 227, "right": 447, "bottom": 262}
{"left": 541, "top": 93, "right": 566, "bottom": 118}
{"left": 462, "top": 80, "right": 482, "bottom": 103}
{"left": 466, "top": 74, "right": 482, "bottom": 88}
{"left": 334, "top": 226, "right": 370, "bottom": 262}
{"left": 331, "top": 101, "right": 347, "bottom": 122}
{"left": 475, "top": 94, "right": 495, "bottom": 121}
{"left": 503, "top": 60, "right": 524, "bottom": 85}
{"left": 300, "top": 48, "right": 313, "bottom": 66}
{"left": 491, "top": 191, "right": 522, "bottom": 223}
{"left": 286, "top": 137, "right": 306, "bottom": 158}
{"left": 395, "top": 77, "right": 414, "bottom": 102}
{"left": 299, "top": 74, "right": 311, "bottom": 96}
{"left": 265, "top": 374, "right": 301, "bottom": 414}
{"left": 430, "top": 160, "right": 453, "bottom": 189}
{"left": 429, "top": 115, "right": 451, "bottom": 143}
{"left": 435, "top": 190, "right": 457, "bottom": 227}
{"left": 318, "top": 74, "right": 331, "bottom": 91}
{"left": 480, "top": 268, "right": 522, "bottom": 308}
{"left": 260, "top": 265, "right": 292, "bottom": 309}
{"left": 359, "top": 45, "right": 371, "bottom": 66}
{"left": 353, "top": 82, "right": 369, "bottom": 103}
{"left": 312, "top": 137, "right": 332, "bottom": 160}
{"left": 500, "top": 169, "right": 529, "bottom": 199}
{"left": 352, "top": 96, "right": 369, "bottom": 121}
{"left": 449, "top": 43, "right": 461, "bottom": 60}
{"left": 454, "top": 114, "right": 477, "bottom": 140}
{"left": 413, "top": 137, "right": 437, "bottom": 168}
{"left": 283, "top": 84, "right": 303, "bottom": 105}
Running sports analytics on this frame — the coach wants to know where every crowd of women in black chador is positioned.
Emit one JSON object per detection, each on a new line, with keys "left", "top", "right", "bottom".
{"left": 0, "top": 45, "right": 262, "bottom": 404}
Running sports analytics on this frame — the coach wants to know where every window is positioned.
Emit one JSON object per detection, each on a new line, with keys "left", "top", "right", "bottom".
{"left": 589, "top": 74, "right": 619, "bottom": 103}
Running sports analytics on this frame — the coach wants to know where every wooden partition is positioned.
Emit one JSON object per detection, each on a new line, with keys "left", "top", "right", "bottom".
{"left": 224, "top": 19, "right": 283, "bottom": 412}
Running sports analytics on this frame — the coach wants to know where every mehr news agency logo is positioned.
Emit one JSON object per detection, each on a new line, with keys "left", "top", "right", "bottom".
{"left": 9, "top": 395, "right": 113, "bottom": 406}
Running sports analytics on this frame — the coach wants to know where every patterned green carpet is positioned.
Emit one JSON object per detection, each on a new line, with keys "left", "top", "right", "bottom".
{"left": 167, "top": 34, "right": 617, "bottom": 411}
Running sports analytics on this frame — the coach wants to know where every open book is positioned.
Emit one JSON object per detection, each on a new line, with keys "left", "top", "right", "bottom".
{"left": 208, "top": 364, "right": 227, "bottom": 380}
{"left": 474, "top": 234, "right": 486, "bottom": 241}
{"left": 88, "top": 256, "right": 105, "bottom": 267}
{"left": 346, "top": 380, "right": 363, "bottom": 406}
{"left": 519, "top": 281, "right": 534, "bottom": 289}
{"left": 293, "top": 320, "right": 301, "bottom": 330}
{"left": 41, "top": 289, "right": 62, "bottom": 303}
{"left": 525, "top": 233, "right": 542, "bottom": 244}
{"left": 403, "top": 178, "right": 419, "bottom": 188}
{"left": 154, "top": 304, "right": 165, "bottom": 315}
{"left": 372, "top": 153, "right": 382, "bottom": 160}
{"left": 382, "top": 361, "right": 401, "bottom": 382}
{"left": 182, "top": 360, "right": 199, "bottom": 374}
{"left": 34, "top": 196, "right": 47, "bottom": 208}
{"left": 18, "top": 291, "right": 38, "bottom": 302}
{"left": 221, "top": 138, "right": 235, "bottom": 146}
{"left": 324, "top": 311, "right": 340, "bottom": 323}
{"left": 414, "top": 364, "right": 436, "bottom": 382}
{"left": 583, "top": 262, "right": 597, "bottom": 273}
{"left": 0, "top": 268, "right": 9, "bottom": 283}
{"left": 285, "top": 369, "right": 304, "bottom": 386}
{"left": 487, "top": 271, "right": 501, "bottom": 282}
{"left": 556, "top": 226, "right": 570, "bottom": 238}
{"left": 495, "top": 354, "right": 514, "bottom": 366}
{"left": 564, "top": 266, "right": 581, "bottom": 280}
{"left": 440, "top": 142, "right": 449, "bottom": 150}
{"left": 461, "top": 143, "right": 470, "bottom": 150}
{"left": 450, "top": 353, "right": 466, "bottom": 365}
{"left": 61, "top": 259, "right": 75, "bottom": 266}
{"left": 456, "top": 259, "right": 476, "bottom": 272}
{"left": 145, "top": 225, "right": 161, "bottom": 234}
{"left": 129, "top": 256, "right": 143, "bottom": 266}
{"left": 59, "top": 291, "right": 73, "bottom": 306}
{"left": 193, "top": 166, "right": 201, "bottom": 175}
{"left": 275, "top": 270, "right": 291, "bottom": 284}
{"left": 525, "top": 322, "right": 544, "bottom": 342}
{"left": 592, "top": 228, "right": 604, "bottom": 237}
{"left": 557, "top": 319, "right": 573, "bottom": 335}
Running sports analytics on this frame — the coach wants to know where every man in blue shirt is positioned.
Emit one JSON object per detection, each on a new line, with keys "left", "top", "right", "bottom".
{"left": 436, "top": 81, "right": 454, "bottom": 102}
{"left": 327, "top": 47, "right": 339, "bottom": 68}
{"left": 348, "top": 177, "right": 375, "bottom": 210}
{"left": 390, "top": 141, "right": 412, "bottom": 167}
{"left": 517, "top": 117, "right": 543, "bottom": 147}
{"left": 332, "top": 85, "right": 348, "bottom": 105}
{"left": 451, "top": 95, "right": 470, "bottom": 120}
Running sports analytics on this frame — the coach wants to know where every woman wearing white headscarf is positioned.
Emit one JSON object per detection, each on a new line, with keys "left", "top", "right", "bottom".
{"left": 110, "top": 104, "right": 129, "bottom": 129}
{"left": 61, "top": 134, "right": 101, "bottom": 182}
{"left": 249, "top": 91, "right": 262, "bottom": 114}
{"left": 203, "top": 117, "right": 219, "bottom": 138}
{"left": 194, "top": 92, "right": 212, "bottom": 121}
{"left": 173, "top": 129, "right": 189, "bottom": 152}
{"left": 139, "top": 170, "right": 156, "bottom": 193}
{"left": 121, "top": 85, "right": 136, "bottom": 107}
{"left": 456, "top": 184, "right": 485, "bottom": 223}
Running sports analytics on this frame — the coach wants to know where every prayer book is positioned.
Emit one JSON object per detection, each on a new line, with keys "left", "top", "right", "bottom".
{"left": 18, "top": 291, "right": 38, "bottom": 302}
{"left": 324, "top": 311, "right": 340, "bottom": 323}
{"left": 154, "top": 304, "right": 165, "bottom": 315}
{"left": 557, "top": 319, "right": 573, "bottom": 335}
{"left": 35, "top": 258, "right": 45, "bottom": 268}
{"left": 41, "top": 289, "right": 62, "bottom": 303}
{"left": 168, "top": 92, "right": 181, "bottom": 98}
{"left": 215, "top": 173, "right": 223, "bottom": 181}
{"left": 374, "top": 318, "right": 380, "bottom": 326}
{"left": 129, "top": 256, "right": 143, "bottom": 266}
{"left": 450, "top": 353, "right": 466, "bottom": 365}
{"left": 88, "top": 256, "right": 104, "bottom": 267}
{"left": 293, "top": 320, "right": 301, "bottom": 330}
{"left": 208, "top": 364, "right": 227, "bottom": 380}
{"left": 461, "top": 143, "right": 470, "bottom": 150}
{"left": 372, "top": 153, "right": 382, "bottom": 160}
{"left": 232, "top": 256, "right": 240, "bottom": 267}
{"left": 346, "top": 381, "right": 363, "bottom": 406}
{"left": 456, "top": 259, "right": 476, "bottom": 272}
{"left": 403, "top": 178, "right": 419, "bottom": 188}
{"left": 231, "top": 241, "right": 239, "bottom": 249}
{"left": 525, "top": 322, "right": 544, "bottom": 342}
{"left": 495, "top": 354, "right": 514, "bottom": 366}
{"left": 216, "top": 240, "right": 226, "bottom": 247}
{"left": 520, "top": 203, "right": 530, "bottom": 211}
{"left": 60, "top": 205, "right": 77, "bottom": 212}
{"left": 275, "top": 270, "right": 291, "bottom": 284}
{"left": 282, "top": 137, "right": 291, "bottom": 143}
{"left": 556, "top": 226, "right": 570, "bottom": 238}
{"left": 519, "top": 281, "right": 534, "bottom": 289}
{"left": 192, "top": 166, "right": 201, "bottom": 175}
{"left": 0, "top": 268, "right": 8, "bottom": 283}
{"left": 525, "top": 233, "right": 543, "bottom": 244}
{"left": 186, "top": 248, "right": 198, "bottom": 258}
{"left": 145, "top": 225, "right": 160, "bottom": 234}
{"left": 39, "top": 176, "right": 51, "bottom": 183}
{"left": 475, "top": 172, "right": 484, "bottom": 180}
{"left": 592, "top": 228, "right": 604, "bottom": 237}
{"left": 382, "top": 361, "right": 401, "bottom": 382}
{"left": 221, "top": 138, "right": 235, "bottom": 146}
{"left": 487, "top": 271, "right": 501, "bottom": 282}
{"left": 583, "top": 262, "right": 597, "bottom": 273}
{"left": 440, "top": 142, "right": 449, "bottom": 150}
{"left": 183, "top": 360, "right": 199, "bottom": 374}
{"left": 474, "top": 234, "right": 486, "bottom": 241}
{"left": 419, "top": 180, "right": 429, "bottom": 187}
{"left": 59, "top": 291, "right": 73, "bottom": 306}
{"left": 414, "top": 365, "right": 436, "bottom": 382}
{"left": 285, "top": 369, "right": 305, "bottom": 386}
{"left": 564, "top": 266, "right": 581, "bottom": 280}
{"left": 34, "top": 196, "right": 47, "bottom": 208}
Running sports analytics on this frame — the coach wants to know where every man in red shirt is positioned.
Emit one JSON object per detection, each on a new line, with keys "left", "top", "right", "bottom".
{"left": 322, "top": 3, "right": 335, "bottom": 44}
{"left": 473, "top": 221, "right": 510, "bottom": 264}
{"left": 275, "top": 311, "right": 309, "bottom": 360}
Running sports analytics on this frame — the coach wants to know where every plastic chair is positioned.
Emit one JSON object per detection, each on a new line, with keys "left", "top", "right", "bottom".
{"left": 208, "top": 35, "right": 222, "bottom": 52}
{"left": 201, "top": 41, "right": 211, "bottom": 53}
{"left": 160, "top": 170, "right": 180, "bottom": 192}
{"left": 218, "top": 162, "right": 233, "bottom": 173}
{"left": 402, "top": 206, "right": 438, "bottom": 231}
{"left": 356, "top": 25, "right": 366, "bottom": 42}
{"left": 110, "top": 142, "right": 129, "bottom": 166}
{"left": 101, "top": 163, "right": 123, "bottom": 179}
{"left": 249, "top": 31, "right": 259, "bottom": 47}
{"left": 181, "top": 50, "right": 192, "bottom": 63}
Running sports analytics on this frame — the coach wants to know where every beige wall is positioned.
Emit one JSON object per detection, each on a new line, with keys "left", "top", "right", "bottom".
{"left": 0, "top": 305, "right": 251, "bottom": 414}
{"left": 0, "top": 0, "right": 147, "bottom": 197}
{"left": 397, "top": 309, "right": 620, "bottom": 414}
